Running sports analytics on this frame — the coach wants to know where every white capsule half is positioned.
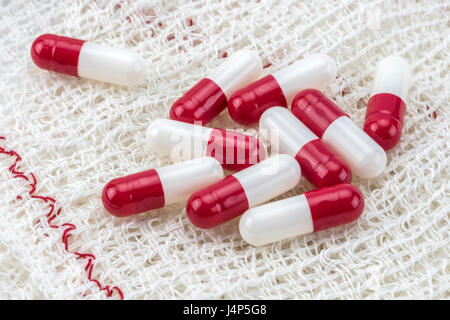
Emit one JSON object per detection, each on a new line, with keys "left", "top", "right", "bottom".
{"left": 371, "top": 56, "right": 411, "bottom": 101}
{"left": 240, "top": 194, "right": 313, "bottom": 246}
{"left": 259, "top": 107, "right": 317, "bottom": 156}
{"left": 77, "top": 42, "right": 146, "bottom": 86}
{"left": 207, "top": 49, "right": 263, "bottom": 99}
{"left": 147, "top": 119, "right": 213, "bottom": 160}
{"left": 322, "top": 116, "right": 387, "bottom": 179}
{"left": 272, "top": 53, "right": 337, "bottom": 105}
{"left": 233, "top": 154, "right": 301, "bottom": 207}
{"left": 156, "top": 157, "right": 224, "bottom": 204}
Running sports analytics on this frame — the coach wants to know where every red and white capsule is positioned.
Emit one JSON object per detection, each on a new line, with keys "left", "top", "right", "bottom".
{"left": 364, "top": 56, "right": 411, "bottom": 150}
{"left": 259, "top": 107, "right": 351, "bottom": 187}
{"left": 239, "top": 184, "right": 364, "bottom": 246}
{"left": 102, "top": 157, "right": 224, "bottom": 217}
{"left": 147, "top": 119, "right": 266, "bottom": 171}
{"left": 186, "top": 154, "right": 301, "bottom": 229}
{"left": 31, "top": 33, "right": 146, "bottom": 86}
{"left": 292, "top": 89, "right": 387, "bottom": 179}
{"left": 170, "top": 50, "right": 263, "bottom": 125}
{"left": 227, "top": 54, "right": 337, "bottom": 125}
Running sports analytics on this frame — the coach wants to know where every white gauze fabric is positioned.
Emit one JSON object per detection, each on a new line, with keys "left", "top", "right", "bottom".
{"left": 0, "top": 0, "right": 448, "bottom": 299}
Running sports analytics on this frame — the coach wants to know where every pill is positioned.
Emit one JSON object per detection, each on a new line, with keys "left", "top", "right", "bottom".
{"left": 227, "top": 54, "right": 337, "bottom": 125}
{"left": 291, "top": 89, "right": 386, "bottom": 179}
{"left": 186, "top": 154, "right": 301, "bottom": 229}
{"left": 170, "top": 49, "right": 263, "bottom": 125}
{"left": 102, "top": 157, "right": 224, "bottom": 217}
{"left": 146, "top": 119, "right": 266, "bottom": 171}
{"left": 364, "top": 56, "right": 411, "bottom": 150}
{"left": 259, "top": 107, "right": 351, "bottom": 187}
{"left": 31, "top": 33, "right": 146, "bottom": 86}
{"left": 239, "top": 183, "right": 364, "bottom": 246}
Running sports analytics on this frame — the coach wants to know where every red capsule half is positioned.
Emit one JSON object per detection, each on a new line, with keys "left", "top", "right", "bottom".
{"left": 186, "top": 175, "right": 249, "bottom": 229}
{"left": 364, "top": 93, "right": 406, "bottom": 150}
{"left": 31, "top": 33, "right": 85, "bottom": 77}
{"left": 170, "top": 78, "right": 227, "bottom": 125}
{"left": 305, "top": 184, "right": 364, "bottom": 232}
{"left": 295, "top": 139, "right": 351, "bottom": 187}
{"left": 206, "top": 128, "right": 265, "bottom": 171}
{"left": 102, "top": 169, "right": 165, "bottom": 217}
{"left": 291, "top": 89, "right": 347, "bottom": 138}
{"left": 227, "top": 75, "right": 287, "bottom": 126}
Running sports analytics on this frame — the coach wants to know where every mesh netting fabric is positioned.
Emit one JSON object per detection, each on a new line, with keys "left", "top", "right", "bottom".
{"left": 0, "top": 0, "right": 448, "bottom": 299}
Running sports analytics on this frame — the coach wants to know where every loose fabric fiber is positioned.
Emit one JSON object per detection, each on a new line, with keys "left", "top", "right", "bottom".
{"left": 0, "top": 0, "right": 448, "bottom": 299}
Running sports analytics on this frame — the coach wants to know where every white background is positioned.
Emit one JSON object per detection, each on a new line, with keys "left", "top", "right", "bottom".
{"left": 0, "top": 0, "right": 448, "bottom": 299}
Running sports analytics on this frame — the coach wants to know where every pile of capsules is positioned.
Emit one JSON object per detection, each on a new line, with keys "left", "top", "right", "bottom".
{"left": 31, "top": 34, "right": 411, "bottom": 246}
